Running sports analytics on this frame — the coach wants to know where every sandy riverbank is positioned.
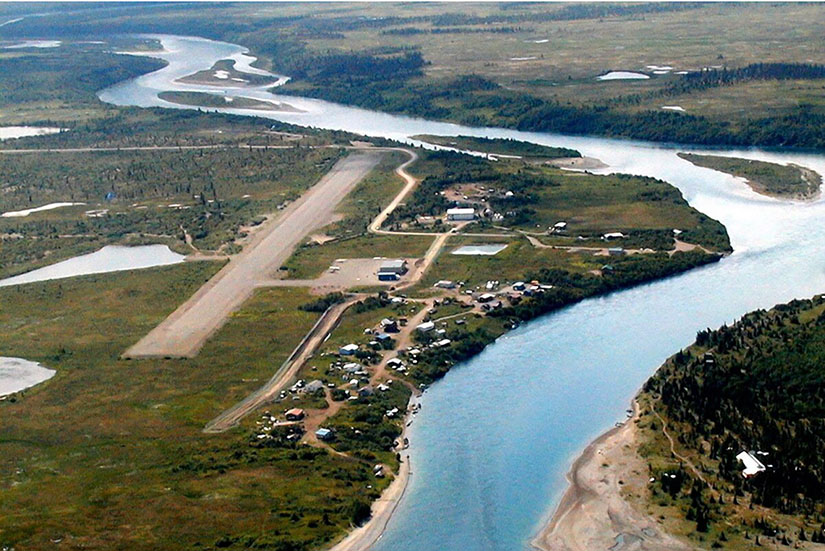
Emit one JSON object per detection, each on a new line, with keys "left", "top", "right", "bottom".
{"left": 326, "top": 397, "right": 416, "bottom": 551}
{"left": 532, "top": 401, "right": 693, "bottom": 551}
{"left": 548, "top": 156, "right": 608, "bottom": 171}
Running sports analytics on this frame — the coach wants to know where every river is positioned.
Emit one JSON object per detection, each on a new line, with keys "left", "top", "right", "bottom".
{"left": 98, "top": 35, "right": 825, "bottom": 551}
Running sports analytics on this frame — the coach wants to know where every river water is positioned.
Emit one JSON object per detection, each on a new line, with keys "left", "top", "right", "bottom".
{"left": 98, "top": 35, "right": 825, "bottom": 551}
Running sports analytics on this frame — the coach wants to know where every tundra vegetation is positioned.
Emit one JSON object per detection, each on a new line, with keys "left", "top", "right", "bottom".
{"left": 5, "top": 3, "right": 809, "bottom": 550}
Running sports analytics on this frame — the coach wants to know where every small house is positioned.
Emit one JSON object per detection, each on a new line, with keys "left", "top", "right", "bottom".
{"left": 316, "top": 428, "right": 334, "bottom": 441}
{"left": 376, "top": 333, "right": 392, "bottom": 342}
{"left": 553, "top": 221, "right": 568, "bottom": 233}
{"left": 378, "top": 272, "right": 400, "bottom": 281}
{"left": 477, "top": 293, "right": 495, "bottom": 303}
{"left": 446, "top": 207, "right": 476, "bottom": 221}
{"left": 416, "top": 321, "right": 435, "bottom": 333}
{"left": 304, "top": 380, "right": 324, "bottom": 393}
{"left": 285, "top": 408, "right": 305, "bottom": 421}
{"left": 434, "top": 280, "right": 456, "bottom": 289}
{"left": 603, "top": 232, "right": 625, "bottom": 240}
{"left": 343, "top": 362, "right": 361, "bottom": 373}
{"left": 381, "top": 318, "right": 399, "bottom": 333}
{"left": 339, "top": 343, "right": 359, "bottom": 356}
{"left": 608, "top": 247, "right": 625, "bottom": 256}
{"left": 358, "top": 386, "right": 374, "bottom": 397}
{"left": 736, "top": 451, "right": 766, "bottom": 478}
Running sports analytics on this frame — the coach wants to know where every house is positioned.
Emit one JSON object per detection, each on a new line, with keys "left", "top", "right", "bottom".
{"left": 316, "top": 428, "right": 334, "bottom": 441}
{"left": 304, "top": 380, "right": 324, "bottom": 393}
{"left": 378, "top": 272, "right": 400, "bottom": 281}
{"left": 381, "top": 318, "right": 399, "bottom": 333}
{"left": 342, "top": 362, "right": 361, "bottom": 373}
{"left": 339, "top": 343, "right": 359, "bottom": 356}
{"left": 736, "top": 451, "right": 766, "bottom": 478}
{"left": 434, "top": 280, "right": 456, "bottom": 289}
{"left": 603, "top": 232, "right": 625, "bottom": 240}
{"left": 285, "top": 408, "right": 305, "bottom": 421}
{"left": 447, "top": 207, "right": 476, "bottom": 221}
{"left": 380, "top": 259, "right": 408, "bottom": 274}
{"left": 416, "top": 321, "right": 435, "bottom": 333}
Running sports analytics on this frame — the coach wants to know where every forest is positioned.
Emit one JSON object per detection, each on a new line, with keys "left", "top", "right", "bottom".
{"left": 642, "top": 296, "right": 825, "bottom": 541}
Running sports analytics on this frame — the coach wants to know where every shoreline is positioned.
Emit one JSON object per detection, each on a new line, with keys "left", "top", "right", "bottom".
{"left": 326, "top": 395, "right": 416, "bottom": 551}
{"left": 531, "top": 399, "right": 692, "bottom": 551}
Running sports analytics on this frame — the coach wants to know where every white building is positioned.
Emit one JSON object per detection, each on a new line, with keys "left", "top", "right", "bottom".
{"left": 416, "top": 321, "right": 435, "bottom": 333}
{"left": 339, "top": 344, "right": 359, "bottom": 356}
{"left": 380, "top": 259, "right": 408, "bottom": 274}
{"left": 447, "top": 207, "right": 476, "bottom": 221}
{"left": 736, "top": 451, "right": 767, "bottom": 478}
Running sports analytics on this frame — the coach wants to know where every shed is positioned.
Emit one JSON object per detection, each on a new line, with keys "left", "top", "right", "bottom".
{"left": 343, "top": 362, "right": 361, "bottom": 373}
{"left": 608, "top": 247, "right": 625, "bottom": 256}
{"left": 304, "top": 380, "right": 324, "bottom": 393}
{"left": 378, "top": 272, "right": 400, "bottom": 281}
{"left": 285, "top": 408, "right": 305, "bottom": 421}
{"left": 376, "top": 333, "right": 392, "bottom": 342}
{"left": 416, "top": 321, "right": 435, "bottom": 333}
{"left": 339, "top": 344, "right": 359, "bottom": 356}
{"left": 316, "top": 428, "right": 334, "bottom": 441}
{"left": 381, "top": 318, "right": 399, "bottom": 332}
{"left": 434, "top": 280, "right": 456, "bottom": 289}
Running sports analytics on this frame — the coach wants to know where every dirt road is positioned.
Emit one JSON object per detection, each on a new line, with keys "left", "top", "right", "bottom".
{"left": 123, "top": 151, "right": 384, "bottom": 359}
{"left": 204, "top": 296, "right": 361, "bottom": 432}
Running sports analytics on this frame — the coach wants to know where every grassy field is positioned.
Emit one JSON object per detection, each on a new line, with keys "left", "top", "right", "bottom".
{"left": 678, "top": 153, "right": 822, "bottom": 199}
{"left": 0, "top": 264, "right": 397, "bottom": 551}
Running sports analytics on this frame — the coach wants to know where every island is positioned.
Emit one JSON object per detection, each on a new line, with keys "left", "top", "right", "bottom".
{"left": 158, "top": 91, "right": 304, "bottom": 112}
{"left": 678, "top": 153, "right": 822, "bottom": 200}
